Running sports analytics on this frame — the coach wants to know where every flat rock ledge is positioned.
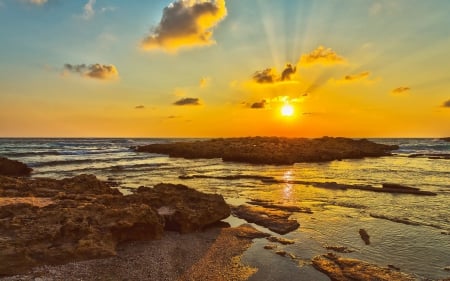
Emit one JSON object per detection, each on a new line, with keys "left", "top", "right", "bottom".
{"left": 312, "top": 253, "right": 416, "bottom": 281}
{"left": 0, "top": 174, "right": 230, "bottom": 276}
{"left": 232, "top": 204, "right": 300, "bottom": 234}
{"left": 134, "top": 136, "right": 399, "bottom": 165}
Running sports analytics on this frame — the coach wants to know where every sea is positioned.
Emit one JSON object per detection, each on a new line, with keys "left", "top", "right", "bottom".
{"left": 0, "top": 138, "right": 449, "bottom": 280}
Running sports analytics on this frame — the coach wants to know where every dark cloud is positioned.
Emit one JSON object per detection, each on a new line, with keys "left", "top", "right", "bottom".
{"left": 250, "top": 100, "right": 266, "bottom": 109}
{"left": 281, "top": 63, "right": 296, "bottom": 81}
{"left": 173, "top": 97, "right": 201, "bottom": 106}
{"left": 253, "top": 68, "right": 276, "bottom": 84}
{"left": 253, "top": 63, "right": 296, "bottom": 84}
{"left": 142, "top": 0, "right": 227, "bottom": 52}
{"left": 391, "top": 86, "right": 410, "bottom": 95}
{"left": 135, "top": 105, "right": 145, "bottom": 109}
{"left": 442, "top": 99, "right": 450, "bottom": 108}
{"left": 344, "top": 71, "right": 370, "bottom": 81}
{"left": 64, "top": 63, "right": 119, "bottom": 80}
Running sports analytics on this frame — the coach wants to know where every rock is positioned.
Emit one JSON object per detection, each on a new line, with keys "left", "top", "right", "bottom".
{"left": 135, "top": 137, "right": 399, "bottom": 165}
{"left": 442, "top": 137, "right": 450, "bottom": 142}
{"left": 312, "top": 253, "right": 416, "bottom": 281}
{"left": 444, "top": 266, "right": 450, "bottom": 271}
{"left": 275, "top": 250, "right": 287, "bottom": 257}
{"left": 266, "top": 236, "right": 295, "bottom": 245}
{"left": 0, "top": 157, "right": 32, "bottom": 176}
{"left": 0, "top": 175, "right": 230, "bottom": 276}
{"left": 232, "top": 205, "right": 299, "bottom": 234}
{"left": 264, "top": 244, "right": 276, "bottom": 250}
{"left": 359, "top": 229, "right": 370, "bottom": 245}
{"left": 382, "top": 183, "right": 420, "bottom": 191}
{"left": 131, "top": 183, "right": 230, "bottom": 233}
{"left": 248, "top": 199, "right": 313, "bottom": 214}
{"left": 324, "top": 245, "right": 354, "bottom": 253}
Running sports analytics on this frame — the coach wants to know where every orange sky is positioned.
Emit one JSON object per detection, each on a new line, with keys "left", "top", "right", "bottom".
{"left": 0, "top": 0, "right": 449, "bottom": 137}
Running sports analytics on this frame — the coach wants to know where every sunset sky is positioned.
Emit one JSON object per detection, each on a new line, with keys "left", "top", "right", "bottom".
{"left": 1, "top": 0, "right": 449, "bottom": 137}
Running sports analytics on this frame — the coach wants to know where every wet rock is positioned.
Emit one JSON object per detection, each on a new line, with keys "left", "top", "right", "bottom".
{"left": 264, "top": 244, "right": 276, "bottom": 250}
{"left": 231, "top": 205, "right": 299, "bottom": 234}
{"left": 131, "top": 183, "right": 230, "bottom": 233}
{"left": 312, "top": 253, "right": 416, "bottom": 281}
{"left": 0, "top": 157, "right": 32, "bottom": 176}
{"left": 248, "top": 199, "right": 313, "bottom": 214}
{"left": 370, "top": 213, "right": 421, "bottom": 226}
{"left": 266, "top": 236, "right": 295, "bottom": 245}
{"left": 135, "top": 137, "right": 399, "bottom": 165}
{"left": 324, "top": 245, "right": 354, "bottom": 253}
{"left": 275, "top": 250, "right": 287, "bottom": 257}
{"left": 359, "top": 229, "right": 370, "bottom": 245}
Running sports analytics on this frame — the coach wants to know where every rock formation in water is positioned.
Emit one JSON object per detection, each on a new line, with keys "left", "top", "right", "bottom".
{"left": 0, "top": 174, "right": 230, "bottom": 276}
{"left": 0, "top": 157, "right": 32, "bottom": 176}
{"left": 312, "top": 253, "right": 416, "bottom": 281}
{"left": 231, "top": 204, "right": 300, "bottom": 234}
{"left": 135, "top": 136, "right": 399, "bottom": 165}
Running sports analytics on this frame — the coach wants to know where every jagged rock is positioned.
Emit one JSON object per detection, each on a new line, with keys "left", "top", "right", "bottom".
{"left": 0, "top": 157, "right": 32, "bottom": 176}
{"left": 130, "top": 183, "right": 230, "bottom": 233}
{"left": 312, "top": 253, "right": 416, "bottom": 281}
{"left": 0, "top": 198, "right": 163, "bottom": 276}
{"left": 0, "top": 175, "right": 230, "bottom": 276}
{"left": 231, "top": 205, "right": 299, "bottom": 234}
{"left": 135, "top": 137, "right": 399, "bottom": 165}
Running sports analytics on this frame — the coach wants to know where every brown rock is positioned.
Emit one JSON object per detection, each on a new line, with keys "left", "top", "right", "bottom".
{"left": 0, "top": 175, "right": 230, "bottom": 276}
{"left": 232, "top": 205, "right": 299, "bottom": 234}
{"left": 131, "top": 183, "right": 230, "bottom": 233}
{"left": 0, "top": 157, "right": 32, "bottom": 176}
{"left": 359, "top": 228, "right": 370, "bottom": 245}
{"left": 135, "top": 137, "right": 399, "bottom": 165}
{"left": 266, "top": 236, "right": 295, "bottom": 245}
{"left": 312, "top": 253, "right": 416, "bottom": 281}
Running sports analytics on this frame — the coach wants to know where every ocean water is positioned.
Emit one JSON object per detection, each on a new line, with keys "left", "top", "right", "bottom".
{"left": 0, "top": 138, "right": 449, "bottom": 280}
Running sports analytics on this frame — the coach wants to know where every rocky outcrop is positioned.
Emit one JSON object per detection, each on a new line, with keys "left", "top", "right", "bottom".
{"left": 231, "top": 205, "right": 299, "bottom": 234}
{"left": 312, "top": 253, "right": 416, "bottom": 281}
{"left": 262, "top": 179, "right": 437, "bottom": 196}
{"left": 130, "top": 183, "right": 231, "bottom": 233}
{"left": 0, "top": 157, "right": 32, "bottom": 176}
{"left": 0, "top": 175, "right": 230, "bottom": 276}
{"left": 135, "top": 137, "right": 399, "bottom": 165}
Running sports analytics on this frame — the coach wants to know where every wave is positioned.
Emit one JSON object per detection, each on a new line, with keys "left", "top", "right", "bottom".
{"left": 2, "top": 151, "right": 61, "bottom": 157}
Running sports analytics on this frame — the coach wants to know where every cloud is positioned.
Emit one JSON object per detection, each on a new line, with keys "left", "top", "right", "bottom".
{"left": 64, "top": 63, "right": 119, "bottom": 80}
{"left": 300, "top": 46, "right": 345, "bottom": 65}
{"left": 135, "top": 105, "right": 145, "bottom": 109}
{"left": 141, "top": 0, "right": 227, "bottom": 52}
{"left": 250, "top": 100, "right": 266, "bottom": 109}
{"left": 442, "top": 99, "right": 450, "bottom": 108}
{"left": 173, "top": 97, "right": 201, "bottom": 106}
{"left": 199, "top": 77, "right": 210, "bottom": 88}
{"left": 82, "top": 0, "right": 96, "bottom": 20}
{"left": 23, "top": 0, "right": 47, "bottom": 5}
{"left": 343, "top": 71, "right": 370, "bottom": 81}
{"left": 252, "top": 63, "right": 297, "bottom": 84}
{"left": 391, "top": 86, "right": 410, "bottom": 95}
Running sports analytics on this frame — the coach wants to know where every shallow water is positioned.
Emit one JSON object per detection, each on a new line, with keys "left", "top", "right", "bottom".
{"left": 0, "top": 138, "right": 449, "bottom": 280}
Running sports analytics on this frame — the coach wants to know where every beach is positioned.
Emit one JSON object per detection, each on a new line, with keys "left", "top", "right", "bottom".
{"left": 0, "top": 138, "right": 449, "bottom": 280}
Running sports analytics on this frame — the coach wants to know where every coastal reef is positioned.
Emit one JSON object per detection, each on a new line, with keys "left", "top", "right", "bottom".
{"left": 0, "top": 174, "right": 230, "bottom": 275}
{"left": 135, "top": 136, "right": 399, "bottom": 165}
{"left": 312, "top": 253, "right": 416, "bottom": 281}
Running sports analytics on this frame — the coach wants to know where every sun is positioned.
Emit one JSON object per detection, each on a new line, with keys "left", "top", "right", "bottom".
{"left": 281, "top": 104, "right": 294, "bottom": 116}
